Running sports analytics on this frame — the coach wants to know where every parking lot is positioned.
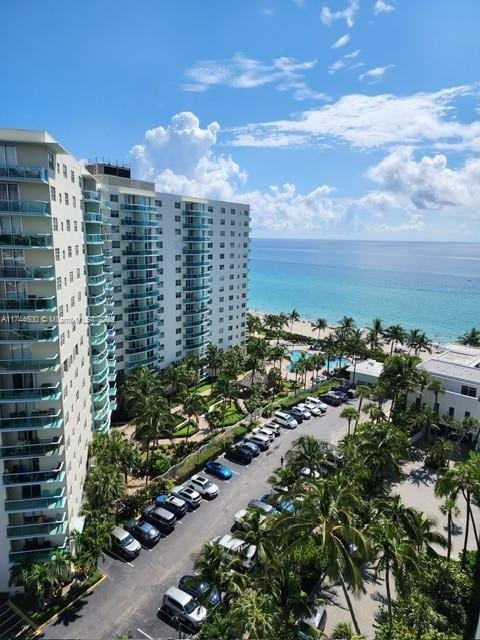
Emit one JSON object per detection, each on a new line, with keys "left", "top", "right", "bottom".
{"left": 41, "top": 404, "right": 349, "bottom": 640}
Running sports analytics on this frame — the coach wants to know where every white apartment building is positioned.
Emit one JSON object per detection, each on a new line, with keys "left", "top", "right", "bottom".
{"left": 0, "top": 131, "right": 249, "bottom": 589}
{"left": 413, "top": 343, "right": 480, "bottom": 423}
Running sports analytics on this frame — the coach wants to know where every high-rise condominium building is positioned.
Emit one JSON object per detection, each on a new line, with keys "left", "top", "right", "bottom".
{"left": 0, "top": 129, "right": 249, "bottom": 591}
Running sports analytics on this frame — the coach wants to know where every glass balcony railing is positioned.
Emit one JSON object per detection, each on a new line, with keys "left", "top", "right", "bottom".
{"left": 0, "top": 266, "right": 54, "bottom": 280}
{"left": 123, "top": 249, "right": 160, "bottom": 257}
{"left": 0, "top": 234, "right": 53, "bottom": 249}
{"left": 126, "top": 355, "right": 157, "bottom": 369}
{"left": 183, "top": 272, "right": 212, "bottom": 280}
{"left": 84, "top": 212, "right": 103, "bottom": 223}
{"left": 121, "top": 218, "right": 157, "bottom": 227}
{"left": 93, "top": 385, "right": 109, "bottom": 407}
{"left": 83, "top": 190, "right": 101, "bottom": 202}
{"left": 182, "top": 208, "right": 211, "bottom": 219}
{"left": 9, "top": 540, "right": 69, "bottom": 563}
{"left": 93, "top": 402, "right": 110, "bottom": 423}
{"left": 88, "top": 274, "right": 106, "bottom": 286}
{"left": 0, "top": 383, "right": 61, "bottom": 402}
{"left": 3, "top": 463, "right": 65, "bottom": 486}
{"left": 0, "top": 165, "right": 48, "bottom": 183}
{"left": 0, "top": 411, "right": 63, "bottom": 431}
{"left": 123, "top": 290, "right": 156, "bottom": 300}
{"left": 183, "top": 259, "right": 212, "bottom": 268}
{"left": 125, "top": 303, "right": 159, "bottom": 314}
{"left": 109, "top": 385, "right": 117, "bottom": 397}
{"left": 125, "top": 317, "right": 156, "bottom": 328}
{"left": 88, "top": 293, "right": 107, "bottom": 306}
{"left": 182, "top": 236, "right": 211, "bottom": 243}
{"left": 184, "top": 342, "right": 209, "bottom": 354}
{"left": 184, "top": 294, "right": 211, "bottom": 304}
{"left": 184, "top": 317, "right": 211, "bottom": 329}
{"left": 185, "top": 328, "right": 210, "bottom": 340}
{"left": 91, "top": 363, "right": 108, "bottom": 385}
{"left": 1, "top": 436, "right": 63, "bottom": 458}
{"left": 90, "top": 328, "right": 107, "bottom": 346}
{"left": 86, "top": 234, "right": 103, "bottom": 244}
{"left": 0, "top": 200, "right": 50, "bottom": 216}
{"left": 123, "top": 276, "right": 159, "bottom": 285}
{"left": 0, "top": 355, "right": 59, "bottom": 371}
{"left": 125, "top": 344, "right": 157, "bottom": 355}
{"left": 0, "top": 327, "right": 58, "bottom": 342}
{"left": 183, "top": 284, "right": 211, "bottom": 293}
{"left": 4, "top": 492, "right": 66, "bottom": 512}
{"left": 120, "top": 203, "right": 158, "bottom": 213}
{"left": 7, "top": 519, "right": 66, "bottom": 539}
{"left": 183, "top": 248, "right": 212, "bottom": 256}
{"left": 121, "top": 233, "right": 161, "bottom": 242}
{"left": 0, "top": 296, "right": 57, "bottom": 312}
{"left": 87, "top": 254, "right": 105, "bottom": 265}
{"left": 183, "top": 222, "right": 211, "bottom": 230}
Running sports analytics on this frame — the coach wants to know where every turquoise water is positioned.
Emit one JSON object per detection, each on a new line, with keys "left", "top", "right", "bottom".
{"left": 249, "top": 239, "right": 480, "bottom": 344}
{"left": 288, "top": 350, "right": 351, "bottom": 371}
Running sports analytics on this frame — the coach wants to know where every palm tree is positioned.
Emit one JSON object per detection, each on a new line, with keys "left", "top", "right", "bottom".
{"left": 355, "top": 422, "right": 408, "bottom": 488}
{"left": 123, "top": 366, "right": 163, "bottom": 418}
{"left": 205, "top": 343, "right": 223, "bottom": 383}
{"left": 214, "top": 376, "right": 239, "bottom": 428}
{"left": 439, "top": 496, "right": 460, "bottom": 561}
{"left": 84, "top": 464, "right": 125, "bottom": 512}
{"left": 321, "top": 334, "right": 337, "bottom": 374}
{"left": 311, "top": 318, "right": 328, "bottom": 342}
{"left": 235, "top": 509, "right": 274, "bottom": 573}
{"left": 229, "top": 589, "right": 275, "bottom": 640}
{"left": 288, "top": 309, "right": 300, "bottom": 333}
{"left": 354, "top": 385, "right": 371, "bottom": 432}
{"left": 194, "top": 541, "right": 245, "bottom": 596}
{"left": 339, "top": 316, "right": 356, "bottom": 331}
{"left": 341, "top": 407, "right": 360, "bottom": 437}
{"left": 247, "top": 312, "right": 264, "bottom": 336}
{"left": 247, "top": 337, "right": 269, "bottom": 384}
{"left": 369, "top": 318, "right": 383, "bottom": 340}
{"left": 383, "top": 324, "right": 406, "bottom": 355}
{"left": 134, "top": 401, "right": 173, "bottom": 470}
{"left": 378, "top": 354, "right": 421, "bottom": 419}
{"left": 427, "top": 378, "right": 444, "bottom": 416}
{"left": 269, "top": 344, "right": 287, "bottom": 371}
{"left": 182, "top": 392, "right": 207, "bottom": 439}
{"left": 403, "top": 509, "right": 447, "bottom": 556}
{"left": 346, "top": 329, "right": 367, "bottom": 384}
{"left": 458, "top": 327, "right": 480, "bottom": 347}
{"left": 90, "top": 431, "right": 140, "bottom": 483}
{"left": 73, "top": 514, "right": 113, "bottom": 578}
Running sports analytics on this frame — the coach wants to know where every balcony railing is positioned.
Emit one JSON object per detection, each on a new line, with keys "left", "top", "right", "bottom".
{"left": 84, "top": 212, "right": 103, "bottom": 223}
{"left": 126, "top": 355, "right": 158, "bottom": 369}
{"left": 121, "top": 233, "right": 161, "bottom": 241}
{"left": 183, "top": 284, "right": 211, "bottom": 293}
{"left": 125, "top": 303, "right": 159, "bottom": 314}
{"left": 3, "top": 462, "right": 65, "bottom": 486}
{"left": 7, "top": 518, "right": 66, "bottom": 539}
{"left": 87, "top": 254, "right": 105, "bottom": 265}
{"left": 1, "top": 436, "right": 63, "bottom": 458}
{"left": 0, "top": 327, "right": 58, "bottom": 342}
{"left": 0, "top": 165, "right": 48, "bottom": 183}
{"left": 83, "top": 190, "right": 101, "bottom": 201}
{"left": 125, "top": 317, "right": 156, "bottom": 328}
{"left": 0, "top": 355, "right": 59, "bottom": 371}
{"left": 86, "top": 234, "right": 104, "bottom": 244}
{"left": 0, "top": 266, "right": 54, "bottom": 280}
{"left": 123, "top": 276, "right": 159, "bottom": 285}
{"left": 88, "top": 293, "right": 107, "bottom": 306}
{"left": 0, "top": 296, "right": 57, "bottom": 312}
{"left": 0, "top": 233, "right": 53, "bottom": 249}
{"left": 0, "top": 411, "right": 62, "bottom": 431}
{"left": 0, "top": 200, "right": 50, "bottom": 216}
{"left": 123, "top": 290, "right": 156, "bottom": 300}
{"left": 0, "top": 383, "right": 61, "bottom": 402}
{"left": 9, "top": 540, "right": 68, "bottom": 563}
{"left": 120, "top": 203, "right": 158, "bottom": 213}
{"left": 125, "top": 344, "right": 158, "bottom": 355}
{"left": 123, "top": 249, "right": 160, "bottom": 257}
{"left": 4, "top": 492, "right": 66, "bottom": 512}
{"left": 121, "top": 218, "right": 157, "bottom": 227}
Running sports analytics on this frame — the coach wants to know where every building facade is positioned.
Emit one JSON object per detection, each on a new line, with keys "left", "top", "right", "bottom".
{"left": 0, "top": 129, "right": 249, "bottom": 590}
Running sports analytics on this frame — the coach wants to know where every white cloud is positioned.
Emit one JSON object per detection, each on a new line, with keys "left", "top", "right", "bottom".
{"left": 344, "top": 49, "right": 361, "bottom": 59}
{"left": 332, "top": 34, "right": 351, "bottom": 49}
{"left": 367, "top": 146, "right": 480, "bottom": 210}
{"left": 374, "top": 0, "right": 395, "bottom": 14}
{"left": 229, "top": 85, "right": 480, "bottom": 151}
{"left": 260, "top": 7, "right": 275, "bottom": 16}
{"left": 182, "top": 53, "right": 327, "bottom": 101}
{"left": 359, "top": 65, "right": 393, "bottom": 82}
{"left": 328, "top": 60, "right": 346, "bottom": 75}
{"left": 321, "top": 0, "right": 359, "bottom": 27}
{"left": 292, "top": 0, "right": 305, "bottom": 6}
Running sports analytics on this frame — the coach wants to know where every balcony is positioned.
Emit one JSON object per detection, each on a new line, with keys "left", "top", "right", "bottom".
{"left": 183, "top": 259, "right": 212, "bottom": 268}
{"left": 0, "top": 199, "right": 50, "bottom": 216}
{"left": 182, "top": 236, "right": 211, "bottom": 243}
{"left": 0, "top": 355, "right": 59, "bottom": 372}
{"left": 0, "top": 327, "right": 58, "bottom": 342}
{"left": 0, "top": 265, "right": 54, "bottom": 280}
{"left": 183, "top": 222, "right": 211, "bottom": 230}
{"left": 90, "top": 327, "right": 107, "bottom": 346}
{"left": 0, "top": 165, "right": 48, "bottom": 183}
{"left": 84, "top": 212, "right": 103, "bottom": 223}
{"left": 120, "top": 203, "right": 158, "bottom": 213}
{"left": 125, "top": 303, "right": 159, "bottom": 314}
{"left": 123, "top": 290, "right": 156, "bottom": 300}
{"left": 93, "top": 385, "right": 109, "bottom": 407}
{"left": 1, "top": 436, "right": 63, "bottom": 458}
{"left": 123, "top": 276, "right": 159, "bottom": 286}
{"left": 183, "top": 248, "right": 212, "bottom": 256}
{"left": 126, "top": 355, "right": 157, "bottom": 369}
{"left": 86, "top": 234, "right": 104, "bottom": 244}
{"left": 91, "top": 363, "right": 108, "bottom": 385}
{"left": 182, "top": 208, "right": 211, "bottom": 219}
{"left": 183, "top": 271, "right": 212, "bottom": 280}
{"left": 123, "top": 249, "right": 160, "bottom": 257}
{"left": 88, "top": 293, "right": 107, "bottom": 306}
{"left": 93, "top": 402, "right": 110, "bottom": 423}
{"left": 9, "top": 540, "right": 69, "bottom": 563}
{"left": 0, "top": 233, "right": 53, "bottom": 249}
{"left": 0, "top": 411, "right": 63, "bottom": 431}
{"left": 87, "top": 254, "right": 105, "bottom": 265}
{"left": 184, "top": 294, "right": 211, "bottom": 304}
{"left": 7, "top": 517, "right": 66, "bottom": 539}
{"left": 184, "top": 317, "right": 211, "bottom": 329}
{"left": 185, "top": 327, "right": 210, "bottom": 340}
{"left": 0, "top": 296, "right": 57, "bottom": 312}
{"left": 0, "top": 383, "right": 61, "bottom": 402}
{"left": 121, "top": 218, "right": 157, "bottom": 227}
{"left": 3, "top": 462, "right": 65, "bottom": 486}
{"left": 183, "top": 284, "right": 211, "bottom": 293}
{"left": 121, "top": 233, "right": 161, "bottom": 242}
{"left": 126, "top": 344, "right": 157, "bottom": 355}
{"left": 125, "top": 317, "right": 156, "bottom": 328}
{"left": 4, "top": 491, "right": 66, "bottom": 513}
{"left": 83, "top": 190, "right": 101, "bottom": 202}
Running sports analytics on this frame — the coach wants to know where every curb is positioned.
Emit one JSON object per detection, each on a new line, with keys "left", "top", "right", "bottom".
{"left": 8, "top": 573, "right": 107, "bottom": 635}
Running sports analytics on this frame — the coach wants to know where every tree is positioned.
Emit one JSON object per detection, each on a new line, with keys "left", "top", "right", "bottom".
{"left": 90, "top": 430, "right": 140, "bottom": 483}
{"left": 339, "top": 316, "right": 356, "bottom": 331}
{"left": 458, "top": 327, "right": 480, "bottom": 347}
{"left": 235, "top": 509, "right": 275, "bottom": 573}
{"left": 346, "top": 329, "right": 367, "bottom": 384}
{"left": 341, "top": 407, "right": 360, "bottom": 437}
{"left": 247, "top": 337, "right": 269, "bottom": 384}
{"left": 84, "top": 464, "right": 125, "bottom": 513}
{"left": 182, "top": 392, "right": 207, "bottom": 439}
{"left": 321, "top": 334, "right": 337, "bottom": 374}
{"left": 122, "top": 366, "right": 163, "bottom": 418}
{"left": 194, "top": 541, "right": 245, "bottom": 596}
{"left": 267, "top": 367, "right": 283, "bottom": 399}
{"left": 228, "top": 589, "right": 275, "bottom": 640}
{"left": 72, "top": 514, "right": 113, "bottom": 578}
{"left": 214, "top": 376, "right": 239, "bottom": 428}
{"left": 134, "top": 401, "right": 174, "bottom": 471}
{"left": 311, "top": 318, "right": 327, "bottom": 342}
{"left": 379, "top": 354, "right": 421, "bottom": 420}
{"left": 427, "top": 378, "right": 444, "bottom": 416}
{"left": 383, "top": 324, "right": 406, "bottom": 355}
{"left": 354, "top": 385, "right": 371, "bottom": 432}
{"left": 439, "top": 496, "right": 460, "bottom": 561}
{"left": 205, "top": 343, "right": 223, "bottom": 383}
{"left": 288, "top": 309, "right": 300, "bottom": 333}
{"left": 247, "top": 312, "right": 264, "bottom": 336}
{"left": 355, "top": 422, "right": 409, "bottom": 489}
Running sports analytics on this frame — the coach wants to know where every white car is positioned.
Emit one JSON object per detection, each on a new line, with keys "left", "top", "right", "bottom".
{"left": 212, "top": 534, "right": 257, "bottom": 571}
{"left": 265, "top": 422, "right": 281, "bottom": 437}
{"left": 252, "top": 426, "right": 275, "bottom": 442}
{"left": 304, "top": 401, "right": 321, "bottom": 416}
{"left": 306, "top": 397, "right": 328, "bottom": 413}
{"left": 188, "top": 474, "right": 219, "bottom": 499}
{"left": 295, "top": 404, "right": 312, "bottom": 419}
{"left": 162, "top": 586, "right": 207, "bottom": 629}
{"left": 172, "top": 485, "right": 202, "bottom": 509}
{"left": 300, "top": 467, "right": 322, "bottom": 480}
{"left": 234, "top": 508, "right": 267, "bottom": 529}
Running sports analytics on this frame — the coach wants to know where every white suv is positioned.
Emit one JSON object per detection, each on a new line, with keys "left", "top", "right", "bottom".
{"left": 172, "top": 485, "right": 202, "bottom": 509}
{"left": 306, "top": 397, "right": 328, "bottom": 413}
{"left": 161, "top": 586, "right": 207, "bottom": 629}
{"left": 252, "top": 426, "right": 275, "bottom": 442}
{"left": 188, "top": 474, "right": 219, "bottom": 499}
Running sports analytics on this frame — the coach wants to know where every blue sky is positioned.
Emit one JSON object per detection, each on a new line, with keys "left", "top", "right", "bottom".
{"left": 2, "top": 0, "right": 480, "bottom": 240}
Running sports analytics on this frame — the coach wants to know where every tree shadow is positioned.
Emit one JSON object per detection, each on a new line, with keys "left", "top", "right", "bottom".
{"left": 48, "top": 593, "right": 92, "bottom": 628}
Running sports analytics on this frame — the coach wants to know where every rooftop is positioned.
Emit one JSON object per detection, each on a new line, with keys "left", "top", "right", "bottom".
{"left": 347, "top": 359, "right": 384, "bottom": 378}
{"left": 419, "top": 343, "right": 480, "bottom": 385}
{"left": 0, "top": 128, "right": 67, "bottom": 154}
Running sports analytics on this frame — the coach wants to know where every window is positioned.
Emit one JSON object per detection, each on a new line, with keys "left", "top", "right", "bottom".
{"left": 53, "top": 217, "right": 58, "bottom": 231}
{"left": 448, "top": 407, "right": 455, "bottom": 417}
{"left": 55, "top": 248, "right": 60, "bottom": 261}
{"left": 175, "top": 215, "right": 181, "bottom": 222}
{"left": 174, "top": 202, "right": 181, "bottom": 209}
{"left": 50, "top": 186, "right": 56, "bottom": 201}
{"left": 175, "top": 228, "right": 181, "bottom": 235}
{"left": 72, "top": 195, "right": 76, "bottom": 208}
{"left": 63, "top": 164, "right": 67, "bottom": 178}
{"left": 461, "top": 385, "right": 477, "bottom": 398}
{"left": 65, "top": 193, "right": 69, "bottom": 205}
{"left": 56, "top": 277, "right": 62, "bottom": 289}
{"left": 155, "top": 199, "right": 162, "bottom": 207}
{"left": 110, "top": 194, "right": 119, "bottom": 202}
{"left": 66, "top": 220, "right": 71, "bottom": 232}
{"left": 208, "top": 206, "right": 213, "bottom": 212}
{"left": 71, "top": 169, "right": 75, "bottom": 183}
{"left": 58, "top": 192, "right": 62, "bottom": 203}
{"left": 48, "top": 152, "right": 54, "bottom": 171}
{"left": 74, "top": 221, "right": 77, "bottom": 232}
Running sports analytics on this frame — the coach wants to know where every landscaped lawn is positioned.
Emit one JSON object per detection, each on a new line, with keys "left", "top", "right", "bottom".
{"left": 174, "top": 421, "right": 199, "bottom": 438}
{"left": 196, "top": 381, "right": 213, "bottom": 395}
{"left": 221, "top": 401, "right": 245, "bottom": 427}
{"left": 171, "top": 413, "right": 186, "bottom": 427}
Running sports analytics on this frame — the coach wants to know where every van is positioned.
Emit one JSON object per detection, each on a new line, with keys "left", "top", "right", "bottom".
{"left": 244, "top": 432, "right": 270, "bottom": 451}
{"left": 274, "top": 411, "right": 298, "bottom": 429}
{"left": 212, "top": 534, "right": 257, "bottom": 571}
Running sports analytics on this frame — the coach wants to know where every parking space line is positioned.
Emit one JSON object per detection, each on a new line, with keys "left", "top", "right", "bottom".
{"left": 136, "top": 628, "right": 154, "bottom": 639}
{"left": 230, "top": 469, "right": 241, "bottom": 476}
{"left": 109, "top": 551, "right": 135, "bottom": 567}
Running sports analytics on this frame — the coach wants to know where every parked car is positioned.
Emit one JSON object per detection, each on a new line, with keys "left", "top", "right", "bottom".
{"left": 300, "top": 467, "right": 322, "bottom": 480}
{"left": 248, "top": 499, "right": 276, "bottom": 515}
{"left": 306, "top": 397, "right": 328, "bottom": 413}
{"left": 295, "top": 404, "right": 312, "bottom": 419}
{"left": 155, "top": 493, "right": 188, "bottom": 518}
{"left": 239, "top": 440, "right": 261, "bottom": 457}
{"left": 171, "top": 485, "right": 202, "bottom": 510}
{"left": 321, "top": 393, "right": 341, "bottom": 407}
{"left": 299, "top": 402, "right": 320, "bottom": 417}
{"left": 234, "top": 508, "right": 267, "bottom": 530}
{"left": 142, "top": 505, "right": 176, "bottom": 533}
{"left": 124, "top": 519, "right": 161, "bottom": 547}
{"left": 274, "top": 410, "right": 298, "bottom": 429}
{"left": 189, "top": 474, "right": 219, "bottom": 500}
{"left": 289, "top": 408, "right": 305, "bottom": 423}
{"left": 161, "top": 586, "right": 207, "bottom": 629}
{"left": 265, "top": 422, "right": 281, "bottom": 437}
{"left": 204, "top": 460, "right": 233, "bottom": 480}
{"left": 178, "top": 574, "right": 221, "bottom": 607}
{"left": 261, "top": 493, "right": 295, "bottom": 514}
{"left": 252, "top": 426, "right": 275, "bottom": 442}
{"left": 111, "top": 526, "right": 142, "bottom": 560}
{"left": 297, "top": 604, "right": 327, "bottom": 639}
{"left": 211, "top": 534, "right": 257, "bottom": 571}
{"left": 244, "top": 433, "right": 270, "bottom": 451}
{"left": 225, "top": 445, "right": 253, "bottom": 464}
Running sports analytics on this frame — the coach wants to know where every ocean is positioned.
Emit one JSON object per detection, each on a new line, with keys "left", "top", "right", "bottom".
{"left": 248, "top": 239, "right": 480, "bottom": 344}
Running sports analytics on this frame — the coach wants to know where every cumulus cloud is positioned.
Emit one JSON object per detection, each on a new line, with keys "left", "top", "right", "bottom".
{"left": 321, "top": 0, "right": 359, "bottom": 27}
{"left": 182, "top": 53, "right": 327, "bottom": 101}
{"left": 229, "top": 85, "right": 480, "bottom": 151}
{"left": 332, "top": 34, "right": 351, "bottom": 49}
{"left": 358, "top": 65, "right": 393, "bottom": 82}
{"left": 374, "top": 0, "right": 395, "bottom": 14}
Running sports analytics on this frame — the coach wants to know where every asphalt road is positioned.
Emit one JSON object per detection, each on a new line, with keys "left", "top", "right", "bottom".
{"left": 41, "top": 405, "right": 349, "bottom": 640}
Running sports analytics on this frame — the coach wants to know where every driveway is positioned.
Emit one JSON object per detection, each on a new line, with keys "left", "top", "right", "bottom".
{"left": 41, "top": 405, "right": 349, "bottom": 640}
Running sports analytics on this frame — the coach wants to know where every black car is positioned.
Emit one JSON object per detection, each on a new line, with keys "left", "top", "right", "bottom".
{"left": 320, "top": 393, "right": 341, "bottom": 407}
{"left": 225, "top": 445, "right": 252, "bottom": 464}
{"left": 124, "top": 518, "right": 161, "bottom": 547}
{"left": 179, "top": 575, "right": 221, "bottom": 607}
{"left": 288, "top": 408, "right": 304, "bottom": 423}
{"left": 142, "top": 505, "right": 176, "bottom": 533}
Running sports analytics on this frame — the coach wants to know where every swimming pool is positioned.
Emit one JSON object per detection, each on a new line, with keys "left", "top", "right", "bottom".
{"left": 288, "top": 350, "right": 351, "bottom": 371}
